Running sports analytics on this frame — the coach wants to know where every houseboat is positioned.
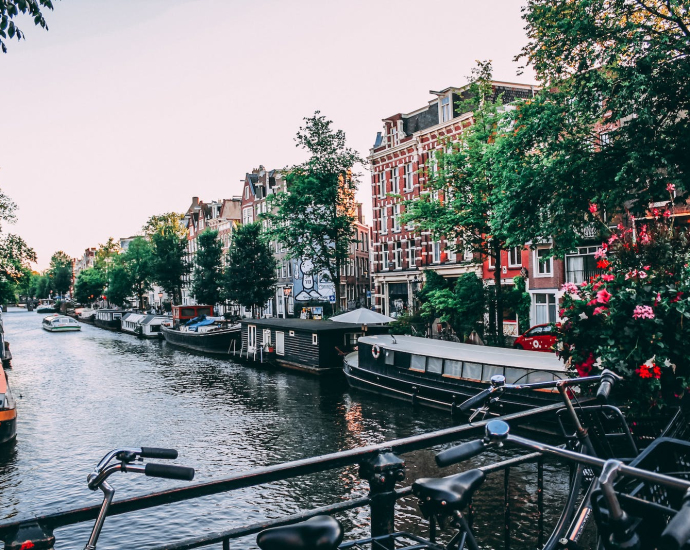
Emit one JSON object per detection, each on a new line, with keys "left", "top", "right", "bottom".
{"left": 238, "top": 318, "right": 388, "bottom": 375}
{"left": 77, "top": 308, "right": 97, "bottom": 323}
{"left": 161, "top": 305, "right": 240, "bottom": 354}
{"left": 344, "top": 334, "right": 566, "bottom": 415}
{"left": 36, "top": 300, "right": 57, "bottom": 314}
{"left": 93, "top": 309, "right": 123, "bottom": 331}
{"left": 0, "top": 369, "right": 17, "bottom": 445}
{"left": 0, "top": 315, "right": 10, "bottom": 368}
{"left": 121, "top": 313, "right": 169, "bottom": 338}
{"left": 42, "top": 315, "right": 82, "bottom": 332}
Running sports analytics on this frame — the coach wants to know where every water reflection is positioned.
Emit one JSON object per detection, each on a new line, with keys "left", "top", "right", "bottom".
{"left": 0, "top": 308, "right": 572, "bottom": 549}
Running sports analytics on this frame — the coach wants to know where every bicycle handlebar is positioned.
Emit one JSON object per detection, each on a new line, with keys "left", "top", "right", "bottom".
{"left": 144, "top": 463, "right": 195, "bottom": 481}
{"left": 596, "top": 370, "right": 618, "bottom": 403}
{"left": 458, "top": 388, "right": 494, "bottom": 412}
{"left": 140, "top": 447, "right": 178, "bottom": 459}
{"left": 659, "top": 490, "right": 690, "bottom": 550}
{"left": 436, "top": 440, "right": 487, "bottom": 467}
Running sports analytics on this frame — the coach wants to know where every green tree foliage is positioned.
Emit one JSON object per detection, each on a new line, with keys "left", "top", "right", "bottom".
{"left": 94, "top": 238, "right": 121, "bottom": 275}
{"left": 504, "top": 276, "right": 532, "bottom": 334}
{"left": 106, "top": 260, "right": 132, "bottom": 307}
{"left": 265, "top": 112, "right": 361, "bottom": 308}
{"left": 144, "top": 213, "right": 187, "bottom": 305}
{"left": 73, "top": 268, "right": 104, "bottom": 304}
{"left": 404, "top": 61, "right": 510, "bottom": 344}
{"left": 415, "top": 270, "right": 452, "bottom": 326}
{"left": 495, "top": 0, "right": 690, "bottom": 251}
{"left": 191, "top": 229, "right": 223, "bottom": 307}
{"left": 0, "top": 0, "right": 54, "bottom": 53}
{"left": 34, "top": 273, "right": 50, "bottom": 299}
{"left": 223, "top": 223, "right": 276, "bottom": 317}
{"left": 48, "top": 250, "right": 72, "bottom": 296}
{"left": 123, "top": 236, "right": 153, "bottom": 310}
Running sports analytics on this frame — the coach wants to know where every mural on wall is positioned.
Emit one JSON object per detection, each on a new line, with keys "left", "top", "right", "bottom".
{"left": 294, "top": 258, "right": 335, "bottom": 301}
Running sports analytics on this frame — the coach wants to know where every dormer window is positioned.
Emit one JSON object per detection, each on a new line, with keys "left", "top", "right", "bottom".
{"left": 390, "top": 123, "right": 398, "bottom": 147}
{"left": 441, "top": 96, "right": 451, "bottom": 122}
{"left": 244, "top": 186, "right": 250, "bottom": 200}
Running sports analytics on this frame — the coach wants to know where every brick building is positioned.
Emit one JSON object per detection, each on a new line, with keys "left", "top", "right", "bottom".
{"left": 368, "top": 81, "right": 538, "bottom": 320}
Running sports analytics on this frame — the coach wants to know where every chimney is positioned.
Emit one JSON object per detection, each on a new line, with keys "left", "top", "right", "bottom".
{"left": 356, "top": 203, "right": 363, "bottom": 224}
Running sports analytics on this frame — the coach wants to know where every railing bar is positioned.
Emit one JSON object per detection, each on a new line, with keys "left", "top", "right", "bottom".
{"left": 0, "top": 403, "right": 563, "bottom": 537}
{"left": 537, "top": 456, "right": 544, "bottom": 548}
{"left": 504, "top": 466, "right": 510, "bottom": 550}
{"left": 479, "top": 451, "right": 543, "bottom": 473}
{"left": 147, "top": 495, "right": 373, "bottom": 550}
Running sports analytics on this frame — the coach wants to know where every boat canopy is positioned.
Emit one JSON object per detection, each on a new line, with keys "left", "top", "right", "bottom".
{"left": 122, "top": 313, "right": 146, "bottom": 324}
{"left": 359, "top": 334, "right": 564, "bottom": 372}
{"left": 185, "top": 317, "right": 216, "bottom": 330}
{"left": 140, "top": 315, "right": 168, "bottom": 326}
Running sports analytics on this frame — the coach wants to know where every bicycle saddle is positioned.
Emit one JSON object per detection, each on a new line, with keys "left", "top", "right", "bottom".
{"left": 412, "top": 469, "right": 486, "bottom": 514}
{"left": 256, "top": 515, "right": 344, "bottom": 550}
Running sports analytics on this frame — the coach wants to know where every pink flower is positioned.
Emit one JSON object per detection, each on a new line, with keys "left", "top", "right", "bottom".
{"left": 632, "top": 305, "right": 655, "bottom": 320}
{"left": 639, "top": 271, "right": 648, "bottom": 279}
{"left": 596, "top": 289, "right": 612, "bottom": 304}
{"left": 664, "top": 210, "right": 671, "bottom": 218}
{"left": 602, "top": 274, "right": 615, "bottom": 281}
{"left": 589, "top": 203, "right": 598, "bottom": 214}
{"left": 607, "top": 234, "right": 618, "bottom": 245}
{"left": 640, "top": 233, "right": 651, "bottom": 244}
{"left": 643, "top": 265, "right": 651, "bottom": 270}
{"left": 561, "top": 282, "right": 580, "bottom": 294}
{"left": 653, "top": 208, "right": 660, "bottom": 218}
{"left": 667, "top": 183, "right": 676, "bottom": 192}
{"left": 617, "top": 223, "right": 625, "bottom": 230}
{"left": 593, "top": 306, "right": 608, "bottom": 316}
{"left": 594, "top": 247, "right": 607, "bottom": 259}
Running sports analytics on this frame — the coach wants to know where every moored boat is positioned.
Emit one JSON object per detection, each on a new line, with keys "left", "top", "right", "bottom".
{"left": 42, "top": 314, "right": 82, "bottom": 332}
{"left": 0, "top": 369, "right": 17, "bottom": 445}
{"left": 121, "top": 313, "right": 169, "bottom": 338}
{"left": 36, "top": 300, "right": 57, "bottom": 314}
{"left": 93, "top": 309, "right": 123, "bottom": 331}
{"left": 344, "top": 334, "right": 566, "bottom": 416}
{"left": 161, "top": 314, "right": 241, "bottom": 355}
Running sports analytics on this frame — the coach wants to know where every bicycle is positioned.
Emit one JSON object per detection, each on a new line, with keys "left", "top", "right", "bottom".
{"left": 83, "top": 447, "right": 195, "bottom": 550}
{"left": 435, "top": 419, "right": 690, "bottom": 550}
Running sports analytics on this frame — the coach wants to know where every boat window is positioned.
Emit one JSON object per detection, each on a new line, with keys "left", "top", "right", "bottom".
{"left": 384, "top": 350, "right": 395, "bottom": 365}
{"left": 344, "top": 332, "right": 362, "bottom": 347}
{"left": 483, "top": 365, "right": 504, "bottom": 382}
{"left": 444, "top": 360, "right": 463, "bottom": 378}
{"left": 410, "top": 354, "right": 426, "bottom": 371}
{"left": 464, "top": 362, "right": 482, "bottom": 380}
{"left": 263, "top": 329, "right": 271, "bottom": 345}
{"left": 505, "top": 367, "right": 526, "bottom": 384}
{"left": 526, "top": 370, "right": 555, "bottom": 384}
{"left": 312, "top": 333, "right": 318, "bottom": 345}
{"left": 427, "top": 357, "right": 443, "bottom": 374}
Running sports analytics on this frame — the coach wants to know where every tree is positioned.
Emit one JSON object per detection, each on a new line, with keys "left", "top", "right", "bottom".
{"left": 494, "top": 0, "right": 690, "bottom": 251}
{"left": 48, "top": 250, "right": 72, "bottom": 296}
{"left": 144, "top": 213, "right": 187, "bottom": 305}
{"left": 265, "top": 112, "right": 361, "bottom": 310}
{"left": 106, "top": 260, "right": 132, "bottom": 307}
{"left": 191, "top": 229, "right": 223, "bottom": 307}
{"left": 0, "top": 0, "right": 54, "bottom": 53}
{"left": 94, "top": 238, "right": 121, "bottom": 274}
{"left": 123, "top": 236, "right": 153, "bottom": 310}
{"left": 223, "top": 223, "right": 276, "bottom": 317}
{"left": 74, "top": 268, "right": 104, "bottom": 304}
{"left": 404, "top": 61, "right": 510, "bottom": 345}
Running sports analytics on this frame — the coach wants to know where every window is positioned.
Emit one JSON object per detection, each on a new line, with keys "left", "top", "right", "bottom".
{"left": 381, "top": 207, "right": 388, "bottom": 234}
{"left": 404, "top": 163, "right": 414, "bottom": 192}
{"left": 312, "top": 333, "right": 318, "bottom": 345}
{"left": 534, "top": 293, "right": 557, "bottom": 324}
{"left": 391, "top": 168, "right": 400, "bottom": 194}
{"left": 447, "top": 246, "right": 456, "bottom": 262}
{"left": 263, "top": 329, "right": 271, "bottom": 346}
{"left": 566, "top": 247, "right": 599, "bottom": 284}
{"left": 600, "top": 132, "right": 610, "bottom": 147}
{"left": 244, "top": 186, "right": 250, "bottom": 199}
{"left": 390, "top": 124, "right": 398, "bottom": 147}
{"left": 433, "top": 241, "right": 441, "bottom": 263}
{"left": 427, "top": 150, "right": 438, "bottom": 174}
{"left": 382, "top": 247, "right": 390, "bottom": 270}
{"left": 509, "top": 247, "right": 522, "bottom": 267}
{"left": 441, "top": 96, "right": 451, "bottom": 122}
{"left": 536, "top": 248, "right": 553, "bottom": 276}
{"left": 444, "top": 360, "right": 463, "bottom": 378}
{"left": 427, "top": 357, "right": 443, "bottom": 374}
{"left": 242, "top": 207, "right": 253, "bottom": 225}
{"left": 410, "top": 354, "right": 426, "bottom": 371}
{"left": 287, "top": 262, "right": 292, "bottom": 278}
{"left": 384, "top": 350, "right": 395, "bottom": 365}
{"left": 394, "top": 242, "right": 402, "bottom": 269}
{"left": 392, "top": 204, "right": 401, "bottom": 232}
{"left": 408, "top": 244, "right": 416, "bottom": 268}
{"left": 378, "top": 172, "right": 386, "bottom": 198}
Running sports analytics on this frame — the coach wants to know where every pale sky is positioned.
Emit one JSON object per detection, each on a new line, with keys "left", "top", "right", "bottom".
{"left": 0, "top": 0, "right": 536, "bottom": 270}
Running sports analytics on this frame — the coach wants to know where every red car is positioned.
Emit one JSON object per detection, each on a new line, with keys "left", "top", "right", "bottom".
{"left": 513, "top": 324, "right": 559, "bottom": 353}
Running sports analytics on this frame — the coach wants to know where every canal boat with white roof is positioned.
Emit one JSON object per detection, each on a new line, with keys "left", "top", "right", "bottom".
{"left": 344, "top": 334, "right": 566, "bottom": 415}
{"left": 121, "top": 313, "right": 169, "bottom": 338}
{"left": 42, "top": 314, "right": 82, "bottom": 332}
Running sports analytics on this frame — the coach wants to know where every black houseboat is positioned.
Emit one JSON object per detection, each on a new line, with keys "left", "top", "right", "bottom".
{"left": 161, "top": 305, "right": 240, "bottom": 355}
{"left": 93, "top": 309, "right": 123, "bottom": 331}
{"left": 345, "top": 334, "right": 566, "bottom": 414}
{"left": 238, "top": 318, "right": 387, "bottom": 375}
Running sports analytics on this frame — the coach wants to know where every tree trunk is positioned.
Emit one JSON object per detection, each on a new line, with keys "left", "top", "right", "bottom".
{"left": 334, "top": 255, "right": 341, "bottom": 313}
{"left": 494, "top": 242, "right": 504, "bottom": 347}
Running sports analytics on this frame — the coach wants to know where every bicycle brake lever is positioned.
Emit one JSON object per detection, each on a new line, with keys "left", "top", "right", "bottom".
{"left": 469, "top": 405, "right": 489, "bottom": 424}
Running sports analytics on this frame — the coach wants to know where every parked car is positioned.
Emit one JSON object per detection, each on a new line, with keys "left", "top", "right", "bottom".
{"left": 513, "top": 323, "right": 559, "bottom": 353}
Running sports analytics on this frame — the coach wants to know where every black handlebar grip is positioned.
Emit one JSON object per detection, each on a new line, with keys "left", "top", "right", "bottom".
{"left": 459, "top": 388, "right": 493, "bottom": 412}
{"left": 144, "top": 463, "right": 195, "bottom": 481}
{"left": 659, "top": 492, "right": 690, "bottom": 550}
{"left": 596, "top": 370, "right": 617, "bottom": 403}
{"left": 436, "top": 440, "right": 486, "bottom": 468}
{"left": 140, "top": 447, "right": 178, "bottom": 459}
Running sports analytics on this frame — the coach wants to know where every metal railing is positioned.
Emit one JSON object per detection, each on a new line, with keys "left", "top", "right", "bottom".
{"left": 0, "top": 403, "right": 565, "bottom": 550}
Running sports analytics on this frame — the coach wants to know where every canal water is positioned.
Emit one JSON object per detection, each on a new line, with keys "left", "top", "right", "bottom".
{"left": 0, "top": 308, "right": 575, "bottom": 549}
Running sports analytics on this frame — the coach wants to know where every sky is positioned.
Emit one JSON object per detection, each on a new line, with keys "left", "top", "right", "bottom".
{"left": 0, "top": 0, "right": 536, "bottom": 270}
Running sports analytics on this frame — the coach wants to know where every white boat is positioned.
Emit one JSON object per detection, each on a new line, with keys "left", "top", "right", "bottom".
{"left": 121, "top": 313, "right": 169, "bottom": 338}
{"left": 77, "top": 308, "right": 96, "bottom": 321}
{"left": 42, "top": 315, "right": 82, "bottom": 332}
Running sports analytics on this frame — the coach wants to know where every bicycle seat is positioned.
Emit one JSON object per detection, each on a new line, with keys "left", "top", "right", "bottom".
{"left": 256, "top": 515, "right": 344, "bottom": 550}
{"left": 412, "top": 469, "right": 486, "bottom": 514}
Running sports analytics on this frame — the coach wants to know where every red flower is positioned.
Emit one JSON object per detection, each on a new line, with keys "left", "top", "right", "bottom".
{"left": 597, "top": 259, "right": 610, "bottom": 269}
{"left": 575, "top": 353, "right": 595, "bottom": 377}
{"left": 636, "top": 365, "right": 653, "bottom": 379}
{"left": 652, "top": 365, "right": 662, "bottom": 379}
{"left": 671, "top": 292, "right": 684, "bottom": 303}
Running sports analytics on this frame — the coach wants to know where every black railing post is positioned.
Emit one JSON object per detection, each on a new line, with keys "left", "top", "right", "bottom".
{"left": 5, "top": 521, "right": 55, "bottom": 550}
{"left": 537, "top": 457, "right": 544, "bottom": 548}
{"left": 359, "top": 448, "right": 405, "bottom": 548}
{"left": 222, "top": 538, "right": 230, "bottom": 550}
{"left": 504, "top": 466, "right": 511, "bottom": 550}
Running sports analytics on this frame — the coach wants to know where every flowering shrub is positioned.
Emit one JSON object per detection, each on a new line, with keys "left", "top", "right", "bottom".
{"left": 558, "top": 218, "right": 690, "bottom": 414}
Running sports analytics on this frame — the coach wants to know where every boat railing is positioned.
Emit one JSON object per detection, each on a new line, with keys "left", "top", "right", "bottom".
{"left": 0, "top": 402, "right": 566, "bottom": 550}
